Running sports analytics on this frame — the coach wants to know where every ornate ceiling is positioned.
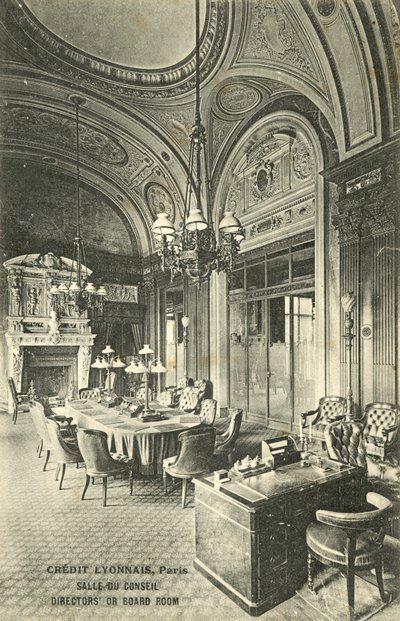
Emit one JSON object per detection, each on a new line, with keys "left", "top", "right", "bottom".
{"left": 0, "top": 0, "right": 397, "bottom": 274}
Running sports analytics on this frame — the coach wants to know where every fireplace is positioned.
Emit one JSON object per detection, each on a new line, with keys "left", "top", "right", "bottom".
{"left": 22, "top": 346, "right": 79, "bottom": 398}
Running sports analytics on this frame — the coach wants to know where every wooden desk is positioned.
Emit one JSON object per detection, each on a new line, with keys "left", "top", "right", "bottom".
{"left": 194, "top": 461, "right": 366, "bottom": 616}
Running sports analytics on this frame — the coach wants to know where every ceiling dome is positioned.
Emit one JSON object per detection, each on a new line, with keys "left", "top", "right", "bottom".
{"left": 26, "top": 0, "right": 206, "bottom": 70}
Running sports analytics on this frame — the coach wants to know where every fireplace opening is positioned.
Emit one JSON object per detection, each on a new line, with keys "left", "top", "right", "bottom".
{"left": 22, "top": 346, "right": 78, "bottom": 398}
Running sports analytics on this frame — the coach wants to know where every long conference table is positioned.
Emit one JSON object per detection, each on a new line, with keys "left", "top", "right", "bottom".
{"left": 54, "top": 399, "right": 200, "bottom": 475}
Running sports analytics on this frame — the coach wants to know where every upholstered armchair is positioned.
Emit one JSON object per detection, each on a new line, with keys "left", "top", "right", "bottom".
{"left": 8, "top": 377, "right": 30, "bottom": 424}
{"left": 77, "top": 428, "right": 135, "bottom": 506}
{"left": 46, "top": 418, "right": 84, "bottom": 489}
{"left": 79, "top": 387, "right": 101, "bottom": 401}
{"left": 301, "top": 396, "right": 347, "bottom": 443}
{"left": 199, "top": 399, "right": 217, "bottom": 426}
{"left": 163, "top": 426, "right": 216, "bottom": 507}
{"left": 157, "top": 389, "right": 176, "bottom": 408}
{"left": 135, "top": 386, "right": 152, "bottom": 402}
{"left": 194, "top": 379, "right": 213, "bottom": 401}
{"left": 178, "top": 387, "right": 200, "bottom": 413}
{"left": 306, "top": 492, "right": 392, "bottom": 621}
{"left": 214, "top": 408, "right": 243, "bottom": 466}
{"left": 324, "top": 420, "right": 367, "bottom": 468}
{"left": 362, "top": 402, "right": 399, "bottom": 461}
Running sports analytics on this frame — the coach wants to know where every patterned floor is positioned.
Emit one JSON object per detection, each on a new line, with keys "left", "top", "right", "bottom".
{"left": 1, "top": 410, "right": 399, "bottom": 621}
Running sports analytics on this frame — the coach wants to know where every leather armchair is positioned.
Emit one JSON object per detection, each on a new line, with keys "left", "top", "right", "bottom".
{"left": 362, "top": 402, "right": 399, "bottom": 461}
{"left": 324, "top": 420, "right": 367, "bottom": 468}
{"left": 77, "top": 428, "right": 135, "bottom": 506}
{"left": 178, "top": 387, "right": 200, "bottom": 413}
{"left": 301, "top": 396, "right": 347, "bottom": 443}
{"left": 199, "top": 399, "right": 217, "bottom": 426}
{"left": 79, "top": 387, "right": 101, "bottom": 400}
{"left": 214, "top": 408, "right": 243, "bottom": 466}
{"left": 8, "top": 377, "right": 30, "bottom": 424}
{"left": 306, "top": 492, "right": 392, "bottom": 621}
{"left": 46, "top": 418, "right": 84, "bottom": 489}
{"left": 163, "top": 426, "right": 216, "bottom": 508}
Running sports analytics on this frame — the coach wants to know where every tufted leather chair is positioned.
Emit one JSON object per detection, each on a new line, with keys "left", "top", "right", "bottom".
{"left": 306, "top": 492, "right": 392, "bottom": 621}
{"left": 46, "top": 418, "right": 84, "bottom": 490}
{"left": 178, "top": 386, "right": 200, "bottom": 413}
{"left": 8, "top": 377, "right": 30, "bottom": 424}
{"left": 135, "top": 386, "right": 151, "bottom": 402}
{"left": 163, "top": 426, "right": 216, "bottom": 507}
{"left": 214, "top": 408, "right": 243, "bottom": 466}
{"left": 77, "top": 428, "right": 135, "bottom": 506}
{"left": 157, "top": 389, "right": 176, "bottom": 408}
{"left": 79, "top": 387, "right": 101, "bottom": 401}
{"left": 301, "top": 396, "right": 347, "bottom": 443}
{"left": 324, "top": 420, "right": 367, "bottom": 468}
{"left": 194, "top": 379, "right": 213, "bottom": 401}
{"left": 362, "top": 402, "right": 399, "bottom": 461}
{"left": 199, "top": 399, "right": 217, "bottom": 426}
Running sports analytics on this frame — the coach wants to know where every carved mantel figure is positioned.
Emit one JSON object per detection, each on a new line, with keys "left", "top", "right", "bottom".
{"left": 27, "top": 287, "right": 39, "bottom": 315}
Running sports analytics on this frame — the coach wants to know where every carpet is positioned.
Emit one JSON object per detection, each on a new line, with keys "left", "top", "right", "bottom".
{"left": 296, "top": 566, "right": 392, "bottom": 621}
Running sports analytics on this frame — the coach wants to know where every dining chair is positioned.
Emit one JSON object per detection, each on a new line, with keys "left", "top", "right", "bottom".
{"left": 8, "top": 377, "right": 30, "bottom": 424}
{"left": 30, "top": 401, "right": 53, "bottom": 470}
{"left": 178, "top": 387, "right": 200, "bottom": 413}
{"left": 163, "top": 426, "right": 216, "bottom": 508}
{"left": 46, "top": 418, "right": 84, "bottom": 489}
{"left": 306, "top": 492, "right": 392, "bottom": 621}
{"left": 199, "top": 398, "right": 217, "bottom": 426}
{"left": 214, "top": 408, "right": 243, "bottom": 466}
{"left": 77, "top": 428, "right": 135, "bottom": 506}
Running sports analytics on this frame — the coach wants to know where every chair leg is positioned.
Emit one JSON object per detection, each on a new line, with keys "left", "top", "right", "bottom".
{"left": 12, "top": 407, "right": 17, "bottom": 424}
{"left": 59, "top": 463, "right": 66, "bottom": 490}
{"left": 37, "top": 439, "right": 43, "bottom": 457}
{"left": 129, "top": 468, "right": 134, "bottom": 496}
{"left": 102, "top": 476, "right": 108, "bottom": 506}
{"left": 307, "top": 551, "right": 315, "bottom": 593}
{"left": 55, "top": 464, "right": 60, "bottom": 480}
{"left": 82, "top": 474, "right": 90, "bottom": 500}
{"left": 182, "top": 479, "right": 188, "bottom": 509}
{"left": 163, "top": 469, "right": 168, "bottom": 495}
{"left": 91, "top": 476, "right": 95, "bottom": 485}
{"left": 374, "top": 556, "right": 388, "bottom": 602}
{"left": 346, "top": 558, "right": 356, "bottom": 621}
{"left": 43, "top": 449, "right": 50, "bottom": 471}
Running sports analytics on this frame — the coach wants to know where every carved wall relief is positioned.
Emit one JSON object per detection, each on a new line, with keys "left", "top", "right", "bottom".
{"left": 292, "top": 138, "right": 314, "bottom": 180}
{"left": 145, "top": 183, "right": 175, "bottom": 222}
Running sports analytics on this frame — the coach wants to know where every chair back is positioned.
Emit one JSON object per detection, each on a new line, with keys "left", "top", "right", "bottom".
{"left": 199, "top": 399, "right": 217, "bottom": 426}
{"left": 77, "top": 428, "right": 116, "bottom": 474}
{"left": 46, "top": 418, "right": 81, "bottom": 463}
{"left": 363, "top": 402, "right": 399, "bottom": 448}
{"left": 194, "top": 379, "right": 213, "bottom": 401}
{"left": 136, "top": 386, "right": 151, "bottom": 401}
{"left": 319, "top": 396, "right": 347, "bottom": 423}
{"left": 172, "top": 427, "right": 216, "bottom": 476}
{"left": 8, "top": 377, "right": 18, "bottom": 405}
{"left": 79, "top": 388, "right": 101, "bottom": 400}
{"left": 316, "top": 492, "right": 392, "bottom": 535}
{"left": 218, "top": 409, "right": 243, "bottom": 450}
{"left": 177, "top": 376, "right": 193, "bottom": 389}
{"left": 324, "top": 420, "right": 367, "bottom": 468}
{"left": 178, "top": 387, "right": 200, "bottom": 413}
{"left": 30, "top": 401, "right": 52, "bottom": 445}
{"left": 158, "top": 390, "right": 175, "bottom": 407}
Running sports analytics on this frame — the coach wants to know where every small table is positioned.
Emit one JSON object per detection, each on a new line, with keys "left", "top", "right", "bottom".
{"left": 55, "top": 400, "right": 200, "bottom": 475}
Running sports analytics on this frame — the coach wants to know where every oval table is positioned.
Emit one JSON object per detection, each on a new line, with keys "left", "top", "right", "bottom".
{"left": 55, "top": 400, "right": 200, "bottom": 475}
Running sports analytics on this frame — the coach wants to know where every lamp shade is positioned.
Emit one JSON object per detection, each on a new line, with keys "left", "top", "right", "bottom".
{"left": 219, "top": 211, "right": 243, "bottom": 233}
{"left": 152, "top": 362, "right": 167, "bottom": 373}
{"left": 91, "top": 356, "right": 103, "bottom": 368}
{"left": 50, "top": 284, "right": 60, "bottom": 295}
{"left": 112, "top": 356, "right": 126, "bottom": 368}
{"left": 185, "top": 208, "right": 208, "bottom": 231}
{"left": 97, "top": 285, "right": 107, "bottom": 296}
{"left": 341, "top": 291, "right": 356, "bottom": 313}
{"left": 85, "top": 282, "right": 96, "bottom": 293}
{"left": 58, "top": 283, "right": 68, "bottom": 293}
{"left": 102, "top": 345, "right": 115, "bottom": 355}
{"left": 69, "top": 281, "right": 80, "bottom": 292}
{"left": 181, "top": 315, "right": 190, "bottom": 328}
{"left": 139, "top": 344, "right": 154, "bottom": 355}
{"left": 152, "top": 212, "right": 175, "bottom": 236}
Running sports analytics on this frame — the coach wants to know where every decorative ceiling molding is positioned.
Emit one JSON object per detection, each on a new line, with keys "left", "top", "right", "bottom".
{"left": 4, "top": 0, "right": 230, "bottom": 98}
{"left": 217, "top": 82, "right": 262, "bottom": 114}
{"left": 209, "top": 112, "right": 240, "bottom": 165}
{"left": 142, "top": 104, "right": 194, "bottom": 156}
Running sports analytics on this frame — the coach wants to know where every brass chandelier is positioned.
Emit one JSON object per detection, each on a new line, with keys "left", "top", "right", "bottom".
{"left": 49, "top": 96, "right": 106, "bottom": 315}
{"left": 152, "top": 0, "right": 244, "bottom": 285}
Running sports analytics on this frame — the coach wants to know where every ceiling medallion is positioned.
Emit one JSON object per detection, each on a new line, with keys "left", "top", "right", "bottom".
{"left": 218, "top": 83, "right": 262, "bottom": 115}
{"left": 316, "top": 0, "right": 337, "bottom": 18}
